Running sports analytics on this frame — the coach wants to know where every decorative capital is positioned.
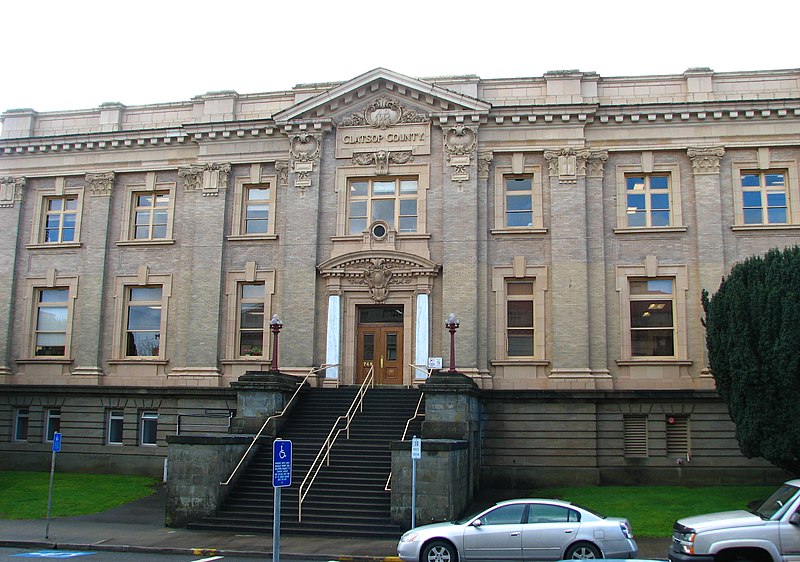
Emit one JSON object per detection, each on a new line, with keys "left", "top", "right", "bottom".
{"left": 477, "top": 151, "right": 493, "bottom": 179}
{"left": 586, "top": 150, "right": 609, "bottom": 178}
{"left": 86, "top": 172, "right": 115, "bottom": 196}
{"left": 275, "top": 160, "right": 289, "bottom": 187}
{"left": 544, "top": 148, "right": 591, "bottom": 184}
{"left": 179, "top": 162, "right": 230, "bottom": 196}
{"left": 688, "top": 147, "right": 725, "bottom": 175}
{"left": 0, "top": 176, "right": 26, "bottom": 208}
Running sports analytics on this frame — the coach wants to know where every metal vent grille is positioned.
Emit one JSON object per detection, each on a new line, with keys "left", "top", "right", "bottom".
{"left": 666, "top": 415, "right": 690, "bottom": 456}
{"left": 623, "top": 414, "right": 648, "bottom": 457}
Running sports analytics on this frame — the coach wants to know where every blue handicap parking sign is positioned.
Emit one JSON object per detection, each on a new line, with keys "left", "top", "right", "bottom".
{"left": 51, "top": 432, "right": 62, "bottom": 453}
{"left": 273, "top": 438, "right": 292, "bottom": 487}
{"left": 13, "top": 552, "right": 96, "bottom": 558}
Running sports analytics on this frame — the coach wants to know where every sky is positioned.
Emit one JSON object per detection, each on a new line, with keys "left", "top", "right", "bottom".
{"left": 2, "top": 0, "right": 799, "bottom": 115}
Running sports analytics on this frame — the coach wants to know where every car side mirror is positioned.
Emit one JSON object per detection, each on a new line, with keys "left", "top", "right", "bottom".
{"left": 471, "top": 519, "right": 483, "bottom": 527}
{"left": 790, "top": 512, "right": 800, "bottom": 526}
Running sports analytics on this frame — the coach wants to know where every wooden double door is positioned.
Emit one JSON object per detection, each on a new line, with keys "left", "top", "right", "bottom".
{"left": 356, "top": 306, "right": 403, "bottom": 385}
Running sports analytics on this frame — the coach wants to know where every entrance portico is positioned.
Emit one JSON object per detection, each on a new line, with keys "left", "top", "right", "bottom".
{"left": 318, "top": 251, "right": 439, "bottom": 386}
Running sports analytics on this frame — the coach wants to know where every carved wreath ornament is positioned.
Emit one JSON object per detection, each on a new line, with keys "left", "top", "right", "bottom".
{"left": 340, "top": 96, "right": 429, "bottom": 129}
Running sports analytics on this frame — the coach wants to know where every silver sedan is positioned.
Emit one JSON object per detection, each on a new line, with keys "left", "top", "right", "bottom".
{"left": 397, "top": 498, "right": 638, "bottom": 562}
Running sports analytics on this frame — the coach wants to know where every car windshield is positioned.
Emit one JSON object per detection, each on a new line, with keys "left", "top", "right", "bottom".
{"left": 752, "top": 484, "right": 800, "bottom": 520}
{"left": 453, "top": 507, "right": 486, "bottom": 525}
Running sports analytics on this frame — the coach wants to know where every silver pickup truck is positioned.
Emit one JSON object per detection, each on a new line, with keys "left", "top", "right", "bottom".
{"left": 670, "top": 479, "right": 800, "bottom": 562}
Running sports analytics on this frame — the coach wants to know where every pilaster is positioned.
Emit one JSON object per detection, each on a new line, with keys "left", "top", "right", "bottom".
{"left": 688, "top": 146, "right": 726, "bottom": 370}
{"left": 70, "top": 172, "right": 115, "bottom": 381}
{"left": 0, "top": 176, "right": 25, "bottom": 380}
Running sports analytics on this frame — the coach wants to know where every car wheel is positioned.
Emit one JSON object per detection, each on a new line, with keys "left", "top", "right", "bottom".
{"left": 565, "top": 542, "right": 602, "bottom": 559}
{"left": 422, "top": 540, "right": 458, "bottom": 562}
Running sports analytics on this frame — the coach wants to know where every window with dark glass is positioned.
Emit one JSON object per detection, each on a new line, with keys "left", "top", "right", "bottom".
{"left": 43, "top": 196, "right": 78, "bottom": 243}
{"left": 505, "top": 175, "right": 534, "bottom": 228}
{"left": 34, "top": 288, "right": 69, "bottom": 357}
{"left": 125, "top": 286, "right": 162, "bottom": 357}
{"left": 629, "top": 278, "right": 675, "bottom": 357}
{"left": 506, "top": 281, "right": 535, "bottom": 357}
{"left": 140, "top": 411, "right": 158, "bottom": 446}
{"left": 348, "top": 177, "right": 417, "bottom": 234}
{"left": 238, "top": 283, "right": 265, "bottom": 357}
{"left": 132, "top": 191, "right": 170, "bottom": 240}
{"left": 625, "top": 174, "right": 671, "bottom": 227}
{"left": 741, "top": 171, "right": 787, "bottom": 225}
{"left": 46, "top": 409, "right": 61, "bottom": 442}
{"left": 108, "top": 410, "right": 124, "bottom": 445}
{"left": 14, "top": 408, "right": 30, "bottom": 441}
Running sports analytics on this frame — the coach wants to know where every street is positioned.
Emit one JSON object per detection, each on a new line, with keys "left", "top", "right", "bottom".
{"left": 0, "top": 547, "right": 337, "bottom": 562}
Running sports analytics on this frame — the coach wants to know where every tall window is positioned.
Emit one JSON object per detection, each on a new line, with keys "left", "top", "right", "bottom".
{"left": 243, "top": 185, "right": 270, "bottom": 234}
{"left": 348, "top": 177, "right": 418, "bottom": 234}
{"left": 741, "top": 171, "right": 787, "bottom": 225}
{"left": 125, "top": 286, "right": 162, "bottom": 357}
{"left": 131, "top": 191, "right": 170, "bottom": 240}
{"left": 625, "top": 174, "right": 671, "bottom": 227}
{"left": 43, "top": 196, "right": 78, "bottom": 243}
{"left": 504, "top": 176, "right": 534, "bottom": 228}
{"left": 14, "top": 408, "right": 30, "bottom": 442}
{"left": 46, "top": 409, "right": 61, "bottom": 442}
{"left": 238, "top": 283, "right": 265, "bottom": 357}
{"left": 140, "top": 411, "right": 158, "bottom": 446}
{"left": 107, "top": 410, "right": 124, "bottom": 445}
{"left": 33, "top": 288, "right": 69, "bottom": 357}
{"left": 506, "top": 281, "right": 535, "bottom": 357}
{"left": 629, "top": 278, "right": 675, "bottom": 357}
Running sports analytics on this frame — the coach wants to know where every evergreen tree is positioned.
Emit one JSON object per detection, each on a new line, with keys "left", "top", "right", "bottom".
{"left": 702, "top": 246, "right": 800, "bottom": 475}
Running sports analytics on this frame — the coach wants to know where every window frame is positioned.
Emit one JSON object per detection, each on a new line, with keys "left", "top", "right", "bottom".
{"left": 223, "top": 266, "right": 276, "bottom": 361}
{"left": 111, "top": 272, "right": 172, "bottom": 362}
{"left": 45, "top": 408, "right": 61, "bottom": 442}
{"left": 107, "top": 410, "right": 124, "bottom": 445}
{"left": 346, "top": 176, "right": 419, "bottom": 235}
{"left": 118, "top": 172, "right": 176, "bottom": 245}
{"left": 229, "top": 168, "right": 278, "bottom": 239}
{"left": 139, "top": 411, "right": 158, "bottom": 446}
{"left": 334, "top": 164, "right": 430, "bottom": 238}
{"left": 616, "top": 260, "right": 689, "bottom": 363}
{"left": 28, "top": 177, "right": 84, "bottom": 248}
{"left": 614, "top": 161, "right": 684, "bottom": 233}
{"left": 732, "top": 157, "right": 800, "bottom": 228}
{"left": 492, "top": 158, "right": 545, "bottom": 234}
{"left": 491, "top": 261, "right": 548, "bottom": 363}
{"left": 14, "top": 408, "right": 30, "bottom": 442}
{"left": 20, "top": 275, "right": 78, "bottom": 362}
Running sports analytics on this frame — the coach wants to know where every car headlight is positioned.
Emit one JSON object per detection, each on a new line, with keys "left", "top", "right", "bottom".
{"left": 673, "top": 531, "right": 696, "bottom": 555}
{"left": 400, "top": 532, "right": 419, "bottom": 543}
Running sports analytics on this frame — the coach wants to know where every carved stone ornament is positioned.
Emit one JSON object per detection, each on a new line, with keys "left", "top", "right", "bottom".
{"left": 275, "top": 160, "right": 289, "bottom": 186}
{"left": 688, "top": 147, "right": 725, "bottom": 175}
{"left": 352, "top": 150, "right": 413, "bottom": 175}
{"left": 544, "top": 148, "right": 591, "bottom": 184}
{"left": 86, "top": 172, "right": 115, "bottom": 196}
{"left": 586, "top": 150, "right": 609, "bottom": 178}
{"left": 0, "top": 176, "right": 26, "bottom": 208}
{"left": 289, "top": 133, "right": 321, "bottom": 162}
{"left": 179, "top": 163, "right": 231, "bottom": 196}
{"left": 478, "top": 151, "right": 494, "bottom": 179}
{"left": 443, "top": 125, "right": 477, "bottom": 157}
{"left": 340, "top": 95, "right": 429, "bottom": 129}
{"left": 362, "top": 258, "right": 393, "bottom": 302}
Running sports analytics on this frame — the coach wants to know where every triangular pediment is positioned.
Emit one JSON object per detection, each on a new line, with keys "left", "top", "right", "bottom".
{"left": 273, "top": 68, "right": 490, "bottom": 125}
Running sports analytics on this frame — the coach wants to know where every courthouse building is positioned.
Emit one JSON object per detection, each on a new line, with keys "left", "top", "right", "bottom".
{"left": 0, "top": 67, "right": 798, "bottom": 485}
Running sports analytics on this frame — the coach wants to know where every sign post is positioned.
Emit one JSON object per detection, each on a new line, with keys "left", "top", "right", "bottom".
{"left": 45, "top": 432, "right": 62, "bottom": 539}
{"left": 272, "top": 439, "right": 292, "bottom": 562}
{"left": 411, "top": 435, "right": 421, "bottom": 529}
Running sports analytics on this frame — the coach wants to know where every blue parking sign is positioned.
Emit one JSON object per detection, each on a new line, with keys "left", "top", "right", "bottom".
{"left": 52, "top": 432, "right": 62, "bottom": 453}
{"left": 273, "top": 439, "right": 292, "bottom": 487}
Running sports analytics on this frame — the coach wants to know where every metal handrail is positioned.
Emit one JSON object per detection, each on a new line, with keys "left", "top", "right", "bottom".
{"left": 385, "top": 390, "right": 425, "bottom": 491}
{"left": 220, "top": 364, "right": 336, "bottom": 486}
{"left": 298, "top": 365, "right": 374, "bottom": 521}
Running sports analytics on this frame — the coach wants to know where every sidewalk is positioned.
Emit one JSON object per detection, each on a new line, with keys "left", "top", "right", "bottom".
{"left": 0, "top": 486, "right": 671, "bottom": 560}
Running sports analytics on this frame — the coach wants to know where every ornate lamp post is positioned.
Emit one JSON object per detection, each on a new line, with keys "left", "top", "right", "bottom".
{"left": 269, "top": 314, "right": 283, "bottom": 372}
{"left": 445, "top": 312, "right": 459, "bottom": 373}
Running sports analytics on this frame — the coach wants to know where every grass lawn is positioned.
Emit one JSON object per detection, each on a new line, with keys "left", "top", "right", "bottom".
{"left": 530, "top": 485, "right": 776, "bottom": 537}
{"left": 0, "top": 471, "right": 159, "bottom": 520}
